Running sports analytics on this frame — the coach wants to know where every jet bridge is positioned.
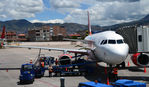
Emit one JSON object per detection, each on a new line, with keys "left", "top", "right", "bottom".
{"left": 116, "top": 25, "right": 149, "bottom": 53}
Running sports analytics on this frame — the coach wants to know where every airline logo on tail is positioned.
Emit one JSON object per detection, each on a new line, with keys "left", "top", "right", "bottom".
{"left": 1, "top": 26, "right": 5, "bottom": 39}
{"left": 87, "top": 11, "right": 92, "bottom": 35}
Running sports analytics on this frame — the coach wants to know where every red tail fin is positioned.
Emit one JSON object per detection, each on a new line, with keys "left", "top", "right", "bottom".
{"left": 1, "top": 26, "right": 5, "bottom": 39}
{"left": 87, "top": 11, "right": 92, "bottom": 35}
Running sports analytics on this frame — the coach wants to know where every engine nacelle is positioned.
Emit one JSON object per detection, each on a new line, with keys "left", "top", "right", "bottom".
{"left": 131, "top": 53, "right": 149, "bottom": 66}
{"left": 58, "top": 54, "right": 72, "bottom": 65}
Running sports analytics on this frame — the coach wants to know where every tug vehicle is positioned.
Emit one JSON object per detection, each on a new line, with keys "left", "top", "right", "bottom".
{"left": 19, "top": 64, "right": 35, "bottom": 84}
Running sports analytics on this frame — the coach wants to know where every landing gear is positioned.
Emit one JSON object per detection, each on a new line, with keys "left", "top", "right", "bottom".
{"left": 107, "top": 64, "right": 118, "bottom": 82}
{"left": 116, "top": 62, "right": 125, "bottom": 68}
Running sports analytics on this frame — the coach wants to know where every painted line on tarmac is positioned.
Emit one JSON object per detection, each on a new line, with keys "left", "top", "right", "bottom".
{"left": 37, "top": 79, "right": 59, "bottom": 87}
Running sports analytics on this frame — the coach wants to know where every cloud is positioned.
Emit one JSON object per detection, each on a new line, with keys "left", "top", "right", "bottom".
{"left": 0, "top": 0, "right": 44, "bottom": 20}
{"left": 64, "top": 0, "right": 149, "bottom": 26}
{"left": 50, "top": 0, "right": 83, "bottom": 13}
{"left": 30, "top": 19, "right": 64, "bottom": 24}
{"left": 96, "top": 0, "right": 140, "bottom": 2}
{"left": 0, "top": 0, "right": 148, "bottom": 26}
{"left": 50, "top": 0, "right": 81, "bottom": 9}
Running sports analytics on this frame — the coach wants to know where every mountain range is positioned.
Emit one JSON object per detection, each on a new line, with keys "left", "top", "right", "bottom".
{"left": 0, "top": 14, "right": 149, "bottom": 34}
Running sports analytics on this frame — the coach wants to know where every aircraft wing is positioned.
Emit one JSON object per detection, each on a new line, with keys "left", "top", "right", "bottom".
{"left": 5, "top": 45, "right": 88, "bottom": 54}
{"left": 0, "top": 68, "right": 20, "bottom": 70}
{"left": 64, "top": 38, "right": 94, "bottom": 44}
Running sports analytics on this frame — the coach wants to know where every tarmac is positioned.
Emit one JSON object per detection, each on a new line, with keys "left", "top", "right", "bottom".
{"left": 0, "top": 41, "right": 149, "bottom": 87}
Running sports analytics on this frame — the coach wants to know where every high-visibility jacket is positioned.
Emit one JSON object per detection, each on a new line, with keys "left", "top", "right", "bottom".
{"left": 41, "top": 62, "right": 44, "bottom": 67}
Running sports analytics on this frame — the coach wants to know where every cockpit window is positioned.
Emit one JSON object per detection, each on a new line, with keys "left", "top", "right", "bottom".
{"left": 117, "top": 39, "right": 124, "bottom": 44}
{"left": 108, "top": 40, "right": 116, "bottom": 44}
{"left": 101, "top": 39, "right": 124, "bottom": 45}
{"left": 100, "top": 40, "right": 107, "bottom": 45}
{"left": 103, "top": 40, "right": 107, "bottom": 44}
{"left": 100, "top": 40, "right": 105, "bottom": 45}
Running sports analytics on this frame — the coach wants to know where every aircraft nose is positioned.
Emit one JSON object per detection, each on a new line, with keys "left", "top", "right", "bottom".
{"left": 115, "top": 46, "right": 128, "bottom": 58}
{"left": 109, "top": 44, "right": 129, "bottom": 64}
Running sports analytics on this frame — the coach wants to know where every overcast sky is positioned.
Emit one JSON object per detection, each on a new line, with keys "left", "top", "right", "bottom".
{"left": 0, "top": 0, "right": 149, "bottom": 26}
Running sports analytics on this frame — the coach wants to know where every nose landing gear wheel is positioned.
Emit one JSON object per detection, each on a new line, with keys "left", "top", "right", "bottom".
{"left": 116, "top": 62, "right": 125, "bottom": 68}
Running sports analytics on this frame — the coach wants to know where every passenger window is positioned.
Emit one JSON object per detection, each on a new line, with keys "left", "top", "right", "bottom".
{"left": 108, "top": 40, "right": 116, "bottom": 44}
{"left": 117, "top": 39, "right": 123, "bottom": 44}
{"left": 103, "top": 40, "right": 107, "bottom": 44}
{"left": 100, "top": 40, "right": 105, "bottom": 45}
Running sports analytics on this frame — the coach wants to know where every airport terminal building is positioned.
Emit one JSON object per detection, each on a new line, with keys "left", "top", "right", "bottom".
{"left": 28, "top": 25, "right": 67, "bottom": 41}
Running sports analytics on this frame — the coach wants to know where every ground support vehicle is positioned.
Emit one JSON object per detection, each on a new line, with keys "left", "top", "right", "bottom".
{"left": 34, "top": 66, "right": 45, "bottom": 78}
{"left": 78, "top": 79, "right": 146, "bottom": 87}
{"left": 78, "top": 81, "right": 113, "bottom": 87}
{"left": 112, "top": 79, "right": 146, "bottom": 87}
{"left": 19, "top": 64, "right": 35, "bottom": 84}
{"left": 50, "top": 60, "right": 94, "bottom": 77}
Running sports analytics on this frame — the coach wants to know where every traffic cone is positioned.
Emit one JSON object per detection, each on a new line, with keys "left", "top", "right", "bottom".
{"left": 6, "top": 69, "right": 8, "bottom": 72}
{"left": 144, "top": 66, "right": 146, "bottom": 73}
{"left": 128, "top": 61, "right": 130, "bottom": 67}
{"left": 107, "top": 77, "right": 110, "bottom": 85}
{"left": 30, "top": 59, "right": 32, "bottom": 64}
{"left": 94, "top": 80, "right": 98, "bottom": 84}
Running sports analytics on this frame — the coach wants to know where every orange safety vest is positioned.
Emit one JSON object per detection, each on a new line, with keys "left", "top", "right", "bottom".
{"left": 113, "top": 68, "right": 118, "bottom": 74}
{"left": 41, "top": 62, "right": 44, "bottom": 67}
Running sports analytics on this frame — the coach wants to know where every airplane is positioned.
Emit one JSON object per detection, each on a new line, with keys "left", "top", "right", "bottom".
{"left": 5, "top": 12, "right": 129, "bottom": 73}
{"left": 0, "top": 26, "right": 6, "bottom": 47}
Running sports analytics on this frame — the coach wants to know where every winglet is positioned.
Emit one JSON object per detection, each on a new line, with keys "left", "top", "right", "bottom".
{"left": 1, "top": 26, "right": 5, "bottom": 39}
{"left": 87, "top": 11, "right": 92, "bottom": 35}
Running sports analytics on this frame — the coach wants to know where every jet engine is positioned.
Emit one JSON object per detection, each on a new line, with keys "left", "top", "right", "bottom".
{"left": 58, "top": 54, "right": 72, "bottom": 65}
{"left": 131, "top": 53, "right": 149, "bottom": 66}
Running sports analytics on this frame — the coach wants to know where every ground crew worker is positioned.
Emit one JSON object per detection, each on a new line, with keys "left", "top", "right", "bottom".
{"left": 0, "top": 42, "right": 3, "bottom": 48}
{"left": 55, "top": 58, "right": 58, "bottom": 65}
{"left": 41, "top": 62, "right": 44, "bottom": 67}
{"left": 112, "top": 67, "right": 118, "bottom": 81}
{"left": 49, "top": 66, "right": 53, "bottom": 77}
{"left": 30, "top": 60, "right": 32, "bottom": 64}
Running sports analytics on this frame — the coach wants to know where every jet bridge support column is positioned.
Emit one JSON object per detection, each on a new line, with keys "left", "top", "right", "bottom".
{"left": 34, "top": 49, "right": 41, "bottom": 66}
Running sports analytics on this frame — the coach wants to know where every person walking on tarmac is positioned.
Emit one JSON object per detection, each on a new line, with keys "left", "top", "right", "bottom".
{"left": 112, "top": 67, "right": 118, "bottom": 81}
{"left": 49, "top": 65, "right": 53, "bottom": 77}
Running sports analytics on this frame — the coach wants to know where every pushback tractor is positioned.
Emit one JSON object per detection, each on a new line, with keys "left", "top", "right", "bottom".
{"left": 19, "top": 64, "right": 35, "bottom": 84}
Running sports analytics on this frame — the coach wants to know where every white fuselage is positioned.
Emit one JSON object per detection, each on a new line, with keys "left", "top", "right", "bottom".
{"left": 85, "top": 31, "right": 129, "bottom": 65}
